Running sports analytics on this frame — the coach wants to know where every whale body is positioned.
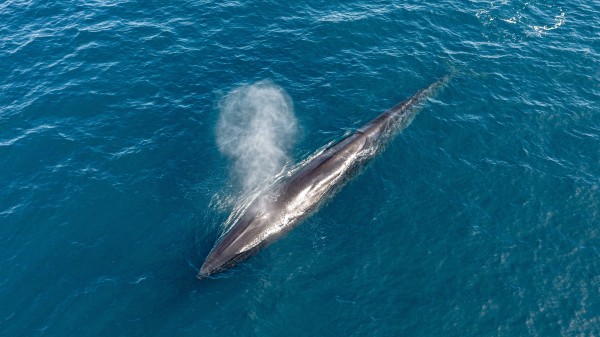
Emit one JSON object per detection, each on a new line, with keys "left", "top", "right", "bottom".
{"left": 199, "top": 76, "right": 450, "bottom": 278}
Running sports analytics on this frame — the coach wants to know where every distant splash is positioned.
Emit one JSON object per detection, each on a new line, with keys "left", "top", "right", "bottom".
{"left": 216, "top": 81, "right": 298, "bottom": 193}
{"left": 475, "top": 2, "right": 565, "bottom": 39}
{"left": 530, "top": 11, "right": 565, "bottom": 36}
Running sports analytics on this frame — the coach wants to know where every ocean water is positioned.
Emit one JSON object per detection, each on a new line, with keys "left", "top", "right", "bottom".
{"left": 1, "top": 0, "right": 599, "bottom": 335}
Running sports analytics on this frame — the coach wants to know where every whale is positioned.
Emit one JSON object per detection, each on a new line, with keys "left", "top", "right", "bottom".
{"left": 199, "top": 76, "right": 450, "bottom": 278}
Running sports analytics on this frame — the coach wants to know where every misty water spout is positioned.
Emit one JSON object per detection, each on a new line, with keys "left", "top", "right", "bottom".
{"left": 216, "top": 81, "right": 299, "bottom": 191}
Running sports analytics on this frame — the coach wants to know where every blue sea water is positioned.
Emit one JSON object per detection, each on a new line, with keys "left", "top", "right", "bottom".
{"left": 1, "top": 0, "right": 599, "bottom": 335}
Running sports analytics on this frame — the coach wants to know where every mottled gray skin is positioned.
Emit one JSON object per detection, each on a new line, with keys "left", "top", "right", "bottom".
{"left": 199, "top": 77, "right": 449, "bottom": 278}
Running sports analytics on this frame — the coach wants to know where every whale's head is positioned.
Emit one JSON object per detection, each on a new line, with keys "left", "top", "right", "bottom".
{"left": 198, "top": 206, "right": 280, "bottom": 278}
{"left": 198, "top": 244, "right": 255, "bottom": 278}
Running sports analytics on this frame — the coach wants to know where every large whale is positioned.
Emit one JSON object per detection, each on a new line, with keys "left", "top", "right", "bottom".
{"left": 199, "top": 76, "right": 450, "bottom": 278}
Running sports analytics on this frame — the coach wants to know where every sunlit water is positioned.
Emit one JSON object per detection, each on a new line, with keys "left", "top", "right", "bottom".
{"left": 1, "top": 1, "right": 599, "bottom": 336}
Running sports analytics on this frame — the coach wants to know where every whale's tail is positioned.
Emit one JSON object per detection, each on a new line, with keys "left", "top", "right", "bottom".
{"left": 359, "top": 75, "right": 452, "bottom": 141}
{"left": 413, "top": 74, "right": 452, "bottom": 103}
